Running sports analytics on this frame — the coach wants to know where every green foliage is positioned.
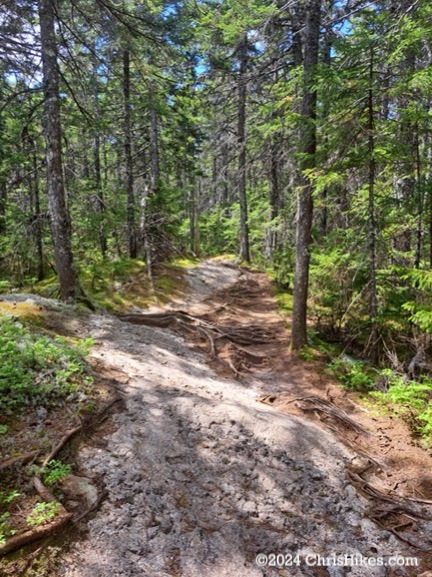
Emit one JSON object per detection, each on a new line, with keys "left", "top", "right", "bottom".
{"left": 400, "top": 269, "right": 432, "bottom": 333}
{"left": 0, "top": 316, "right": 93, "bottom": 413}
{"left": 372, "top": 370, "right": 430, "bottom": 410}
{"left": 271, "top": 248, "right": 294, "bottom": 290}
{"left": 371, "top": 370, "right": 432, "bottom": 446}
{"left": 0, "top": 491, "right": 20, "bottom": 545}
{"left": 417, "top": 405, "right": 432, "bottom": 444}
{"left": 26, "top": 502, "right": 59, "bottom": 527}
{"left": 42, "top": 460, "right": 71, "bottom": 486}
{"left": 299, "top": 347, "right": 314, "bottom": 362}
{"left": 0, "top": 512, "right": 12, "bottom": 546}
{"left": 328, "top": 358, "right": 375, "bottom": 391}
{"left": 274, "top": 290, "right": 293, "bottom": 315}
{"left": 198, "top": 206, "right": 238, "bottom": 257}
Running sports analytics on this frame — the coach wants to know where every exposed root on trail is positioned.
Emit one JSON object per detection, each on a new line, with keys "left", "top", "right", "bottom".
{"left": 347, "top": 469, "right": 432, "bottom": 550}
{"left": 119, "top": 310, "right": 277, "bottom": 377}
{"left": 258, "top": 394, "right": 368, "bottom": 435}
{"left": 42, "top": 426, "right": 83, "bottom": 468}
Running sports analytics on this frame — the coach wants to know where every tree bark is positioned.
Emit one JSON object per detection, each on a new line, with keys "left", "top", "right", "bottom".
{"left": 92, "top": 51, "right": 107, "bottom": 258}
{"left": 0, "top": 173, "right": 6, "bottom": 236}
{"left": 237, "top": 33, "right": 250, "bottom": 263}
{"left": 149, "top": 86, "right": 160, "bottom": 195}
{"left": 37, "top": 0, "right": 81, "bottom": 300}
{"left": 414, "top": 127, "right": 423, "bottom": 269}
{"left": 291, "top": 0, "right": 321, "bottom": 350}
{"left": 32, "top": 142, "right": 44, "bottom": 281}
{"left": 367, "top": 45, "right": 379, "bottom": 363}
{"left": 266, "top": 128, "right": 280, "bottom": 258}
{"left": 319, "top": 0, "right": 333, "bottom": 236}
{"left": 123, "top": 49, "right": 137, "bottom": 258}
{"left": 189, "top": 176, "right": 199, "bottom": 256}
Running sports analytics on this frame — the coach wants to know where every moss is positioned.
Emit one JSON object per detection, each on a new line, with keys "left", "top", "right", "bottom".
{"left": 0, "top": 302, "right": 44, "bottom": 322}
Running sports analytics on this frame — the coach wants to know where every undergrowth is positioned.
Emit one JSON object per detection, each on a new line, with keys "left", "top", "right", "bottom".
{"left": 370, "top": 371, "right": 432, "bottom": 447}
{"left": 272, "top": 281, "right": 432, "bottom": 448}
{"left": 28, "top": 256, "right": 194, "bottom": 311}
{"left": 0, "top": 316, "right": 93, "bottom": 414}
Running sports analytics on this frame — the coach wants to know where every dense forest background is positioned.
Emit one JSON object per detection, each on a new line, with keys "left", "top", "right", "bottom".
{"left": 2, "top": 0, "right": 432, "bottom": 369}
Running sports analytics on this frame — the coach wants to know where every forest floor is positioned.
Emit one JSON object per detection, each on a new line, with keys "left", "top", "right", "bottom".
{"left": 3, "top": 260, "right": 432, "bottom": 576}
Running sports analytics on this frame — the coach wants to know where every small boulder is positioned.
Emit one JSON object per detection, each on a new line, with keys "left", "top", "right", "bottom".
{"left": 62, "top": 474, "right": 98, "bottom": 507}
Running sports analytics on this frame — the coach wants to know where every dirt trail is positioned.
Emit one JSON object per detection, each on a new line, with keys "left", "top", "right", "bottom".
{"left": 58, "top": 261, "right": 432, "bottom": 577}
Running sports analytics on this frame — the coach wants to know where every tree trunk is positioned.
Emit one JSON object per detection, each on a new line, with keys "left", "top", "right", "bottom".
{"left": 266, "top": 129, "right": 280, "bottom": 259}
{"left": 367, "top": 45, "right": 379, "bottom": 363}
{"left": 414, "top": 127, "right": 423, "bottom": 269}
{"left": 237, "top": 33, "right": 250, "bottom": 263}
{"left": 319, "top": 0, "right": 333, "bottom": 236}
{"left": 0, "top": 175, "right": 6, "bottom": 236}
{"left": 32, "top": 143, "right": 44, "bottom": 281}
{"left": 37, "top": 0, "right": 81, "bottom": 300}
{"left": 291, "top": 0, "right": 321, "bottom": 350}
{"left": 149, "top": 90, "right": 160, "bottom": 195}
{"left": 92, "top": 51, "right": 107, "bottom": 258}
{"left": 189, "top": 176, "right": 199, "bottom": 256}
{"left": 429, "top": 185, "right": 432, "bottom": 269}
{"left": 123, "top": 49, "right": 137, "bottom": 258}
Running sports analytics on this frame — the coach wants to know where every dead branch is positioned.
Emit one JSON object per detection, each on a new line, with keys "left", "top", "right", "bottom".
{"left": 0, "top": 511, "right": 72, "bottom": 556}
{"left": 0, "top": 477, "right": 71, "bottom": 557}
{"left": 0, "top": 450, "right": 41, "bottom": 472}
{"left": 42, "top": 425, "right": 82, "bottom": 468}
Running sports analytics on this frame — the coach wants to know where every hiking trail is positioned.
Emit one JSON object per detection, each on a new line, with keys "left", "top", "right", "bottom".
{"left": 55, "top": 260, "right": 432, "bottom": 577}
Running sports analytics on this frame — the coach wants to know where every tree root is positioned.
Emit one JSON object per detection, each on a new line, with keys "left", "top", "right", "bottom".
{"left": 346, "top": 469, "right": 432, "bottom": 550}
{"left": 347, "top": 470, "right": 432, "bottom": 519}
{"left": 258, "top": 394, "right": 368, "bottom": 436}
{"left": 119, "top": 310, "right": 276, "bottom": 376}
{"left": 294, "top": 396, "right": 368, "bottom": 435}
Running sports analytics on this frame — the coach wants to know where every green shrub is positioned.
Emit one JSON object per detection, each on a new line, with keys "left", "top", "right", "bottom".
{"left": 371, "top": 370, "right": 432, "bottom": 446}
{"left": 371, "top": 370, "right": 431, "bottom": 410}
{"left": 42, "top": 460, "right": 71, "bottom": 486}
{"left": 0, "top": 491, "right": 20, "bottom": 545}
{"left": 26, "top": 502, "right": 59, "bottom": 526}
{"left": 328, "top": 357, "right": 375, "bottom": 391}
{"left": 0, "top": 316, "right": 93, "bottom": 413}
